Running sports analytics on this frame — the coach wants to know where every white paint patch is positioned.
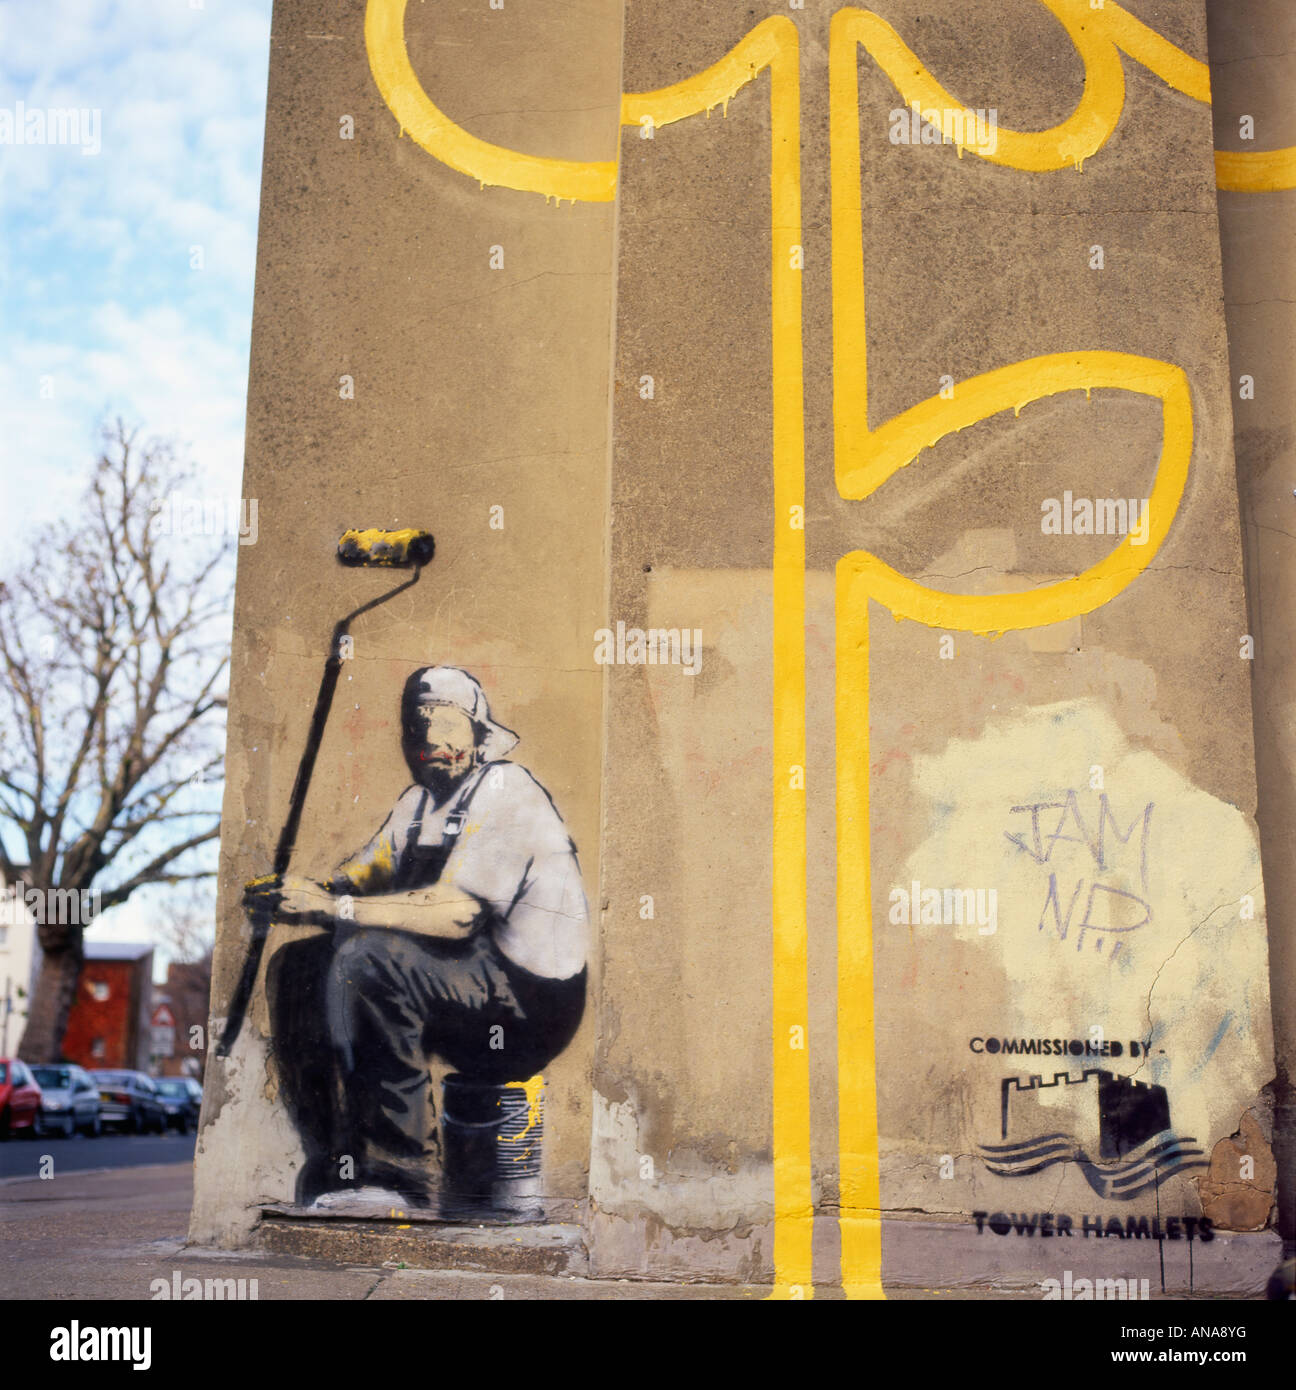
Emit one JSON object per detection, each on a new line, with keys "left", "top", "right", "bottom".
{"left": 884, "top": 698, "right": 1272, "bottom": 1210}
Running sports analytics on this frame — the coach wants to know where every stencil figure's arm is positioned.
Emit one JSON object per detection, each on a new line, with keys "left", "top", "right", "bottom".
{"left": 346, "top": 882, "right": 484, "bottom": 938}
{"left": 264, "top": 874, "right": 483, "bottom": 939}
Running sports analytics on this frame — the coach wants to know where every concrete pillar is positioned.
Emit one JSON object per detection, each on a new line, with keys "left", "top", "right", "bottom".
{"left": 195, "top": 0, "right": 1280, "bottom": 1295}
{"left": 1207, "top": 0, "right": 1296, "bottom": 1261}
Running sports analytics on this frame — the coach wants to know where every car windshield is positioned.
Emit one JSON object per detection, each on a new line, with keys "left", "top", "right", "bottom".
{"left": 94, "top": 1072, "right": 133, "bottom": 1085}
{"left": 156, "top": 1081, "right": 186, "bottom": 1096}
{"left": 0, "top": 1063, "right": 7, "bottom": 1083}
{"left": 33, "top": 1067, "right": 72, "bottom": 1088}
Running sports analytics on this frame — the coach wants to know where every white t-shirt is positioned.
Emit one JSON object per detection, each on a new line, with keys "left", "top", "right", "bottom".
{"left": 333, "top": 762, "right": 589, "bottom": 980}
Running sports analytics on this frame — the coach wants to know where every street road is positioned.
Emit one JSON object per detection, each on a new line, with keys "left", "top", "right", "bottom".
{"left": 0, "top": 1130, "right": 195, "bottom": 1180}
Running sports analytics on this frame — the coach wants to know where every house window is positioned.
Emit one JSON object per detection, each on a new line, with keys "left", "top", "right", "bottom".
{"left": 89, "top": 980, "right": 110, "bottom": 1002}
{"left": 90, "top": 1037, "right": 106, "bottom": 1058}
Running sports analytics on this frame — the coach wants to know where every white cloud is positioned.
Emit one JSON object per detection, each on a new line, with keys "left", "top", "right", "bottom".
{"left": 0, "top": 0, "right": 271, "bottom": 523}
{"left": 0, "top": 302, "right": 251, "bottom": 526}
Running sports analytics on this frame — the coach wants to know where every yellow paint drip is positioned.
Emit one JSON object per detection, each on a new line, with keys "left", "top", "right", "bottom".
{"left": 620, "top": 18, "right": 791, "bottom": 135}
{"left": 501, "top": 1074, "right": 545, "bottom": 1146}
{"left": 365, "top": 0, "right": 617, "bottom": 202}
{"left": 621, "top": 15, "right": 813, "bottom": 1301}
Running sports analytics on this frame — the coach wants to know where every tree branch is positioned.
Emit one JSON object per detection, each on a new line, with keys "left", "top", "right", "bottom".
{"left": 96, "top": 826, "right": 223, "bottom": 911}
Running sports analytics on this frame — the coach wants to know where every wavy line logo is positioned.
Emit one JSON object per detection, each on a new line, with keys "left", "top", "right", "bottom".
{"left": 979, "top": 1070, "right": 1208, "bottom": 1200}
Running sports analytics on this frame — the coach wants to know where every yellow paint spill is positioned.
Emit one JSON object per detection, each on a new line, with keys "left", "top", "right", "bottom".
{"left": 501, "top": 1074, "right": 545, "bottom": 1146}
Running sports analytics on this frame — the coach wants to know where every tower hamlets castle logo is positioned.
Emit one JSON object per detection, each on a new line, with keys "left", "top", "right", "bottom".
{"left": 978, "top": 1070, "right": 1207, "bottom": 1200}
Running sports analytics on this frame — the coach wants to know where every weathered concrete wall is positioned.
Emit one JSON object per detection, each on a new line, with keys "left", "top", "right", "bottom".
{"left": 830, "top": 0, "right": 1273, "bottom": 1295}
{"left": 1207, "top": 0, "right": 1296, "bottom": 1256}
{"left": 195, "top": 0, "right": 1281, "bottom": 1295}
{"left": 596, "top": 0, "right": 1275, "bottom": 1294}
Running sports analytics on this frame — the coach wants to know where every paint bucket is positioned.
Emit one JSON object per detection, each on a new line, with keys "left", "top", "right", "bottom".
{"left": 440, "top": 1073, "right": 545, "bottom": 1221}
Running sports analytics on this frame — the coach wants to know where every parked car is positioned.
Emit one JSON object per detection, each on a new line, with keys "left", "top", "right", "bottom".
{"left": 0, "top": 1058, "right": 43, "bottom": 1140}
{"left": 30, "top": 1064, "right": 103, "bottom": 1138}
{"left": 154, "top": 1078, "right": 202, "bottom": 1133}
{"left": 90, "top": 1069, "right": 166, "bottom": 1133}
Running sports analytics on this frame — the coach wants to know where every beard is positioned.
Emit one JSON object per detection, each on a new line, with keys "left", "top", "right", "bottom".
{"left": 410, "top": 749, "right": 474, "bottom": 800}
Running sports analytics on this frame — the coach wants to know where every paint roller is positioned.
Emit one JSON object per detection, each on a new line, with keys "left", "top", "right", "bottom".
{"left": 338, "top": 527, "right": 436, "bottom": 568}
{"left": 216, "top": 528, "right": 435, "bottom": 1057}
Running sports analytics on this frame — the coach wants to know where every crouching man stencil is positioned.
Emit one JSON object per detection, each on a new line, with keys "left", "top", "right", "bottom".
{"left": 250, "top": 666, "right": 588, "bottom": 1214}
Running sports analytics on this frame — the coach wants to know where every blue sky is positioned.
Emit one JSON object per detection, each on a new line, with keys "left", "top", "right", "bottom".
{"left": 0, "top": 0, "right": 273, "bottom": 965}
{"left": 0, "top": 0, "right": 272, "bottom": 526}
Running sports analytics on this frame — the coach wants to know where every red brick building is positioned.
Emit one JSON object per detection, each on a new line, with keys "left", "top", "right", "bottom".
{"left": 152, "top": 957, "right": 211, "bottom": 1078}
{"left": 62, "top": 942, "right": 154, "bottom": 1072}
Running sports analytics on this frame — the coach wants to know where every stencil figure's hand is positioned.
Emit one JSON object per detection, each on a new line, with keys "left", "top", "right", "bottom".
{"left": 269, "top": 875, "right": 338, "bottom": 926}
{"left": 242, "top": 874, "right": 283, "bottom": 920}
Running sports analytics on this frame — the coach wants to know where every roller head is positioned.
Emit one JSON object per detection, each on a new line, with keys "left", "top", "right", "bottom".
{"left": 337, "top": 528, "right": 435, "bottom": 568}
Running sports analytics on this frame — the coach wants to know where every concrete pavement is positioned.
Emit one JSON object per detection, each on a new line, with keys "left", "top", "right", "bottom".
{"left": 3, "top": 1160, "right": 1277, "bottom": 1299}
{"left": 0, "top": 1162, "right": 765, "bottom": 1299}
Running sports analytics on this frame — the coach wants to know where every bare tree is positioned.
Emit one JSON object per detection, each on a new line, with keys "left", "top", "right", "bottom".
{"left": 154, "top": 891, "right": 217, "bottom": 970}
{"left": 0, "top": 419, "right": 231, "bottom": 1062}
{"left": 153, "top": 889, "right": 216, "bottom": 998}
